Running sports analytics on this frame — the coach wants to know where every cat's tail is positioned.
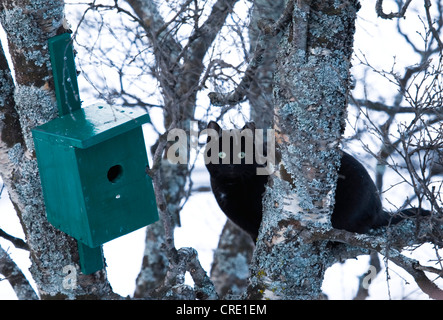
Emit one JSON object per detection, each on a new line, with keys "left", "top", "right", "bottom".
{"left": 376, "top": 207, "right": 431, "bottom": 228}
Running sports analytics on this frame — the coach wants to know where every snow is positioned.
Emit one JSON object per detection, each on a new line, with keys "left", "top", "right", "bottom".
{"left": 0, "top": 184, "right": 34, "bottom": 299}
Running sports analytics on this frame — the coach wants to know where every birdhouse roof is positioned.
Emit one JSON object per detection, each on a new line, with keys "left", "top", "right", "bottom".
{"left": 32, "top": 103, "right": 151, "bottom": 148}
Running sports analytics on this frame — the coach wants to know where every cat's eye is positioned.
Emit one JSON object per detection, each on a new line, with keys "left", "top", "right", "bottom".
{"left": 218, "top": 151, "right": 227, "bottom": 159}
{"left": 238, "top": 152, "right": 246, "bottom": 159}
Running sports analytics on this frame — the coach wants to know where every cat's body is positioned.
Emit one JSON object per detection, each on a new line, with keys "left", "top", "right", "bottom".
{"left": 205, "top": 121, "right": 429, "bottom": 241}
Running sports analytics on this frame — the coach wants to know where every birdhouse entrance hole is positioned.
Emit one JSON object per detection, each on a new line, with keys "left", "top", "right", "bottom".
{"left": 107, "top": 165, "right": 123, "bottom": 183}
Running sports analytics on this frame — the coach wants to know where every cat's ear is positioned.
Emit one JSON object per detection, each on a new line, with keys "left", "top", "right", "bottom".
{"left": 243, "top": 122, "right": 256, "bottom": 131}
{"left": 206, "top": 121, "right": 222, "bottom": 143}
{"left": 207, "top": 121, "right": 222, "bottom": 134}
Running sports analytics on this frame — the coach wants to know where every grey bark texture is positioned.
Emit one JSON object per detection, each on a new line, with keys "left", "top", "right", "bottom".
{"left": 1, "top": 0, "right": 442, "bottom": 300}
{"left": 247, "top": 0, "right": 360, "bottom": 299}
{"left": 248, "top": 0, "right": 285, "bottom": 129}
{"left": 0, "top": 0, "right": 115, "bottom": 299}
{"left": 210, "top": 220, "right": 255, "bottom": 299}
{"left": 208, "top": 0, "right": 285, "bottom": 298}
{"left": 125, "top": 0, "right": 241, "bottom": 298}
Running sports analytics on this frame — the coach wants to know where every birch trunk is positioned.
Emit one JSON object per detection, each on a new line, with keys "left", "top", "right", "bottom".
{"left": 247, "top": 0, "right": 360, "bottom": 299}
{"left": 127, "top": 0, "right": 240, "bottom": 297}
{"left": 0, "top": 0, "right": 114, "bottom": 299}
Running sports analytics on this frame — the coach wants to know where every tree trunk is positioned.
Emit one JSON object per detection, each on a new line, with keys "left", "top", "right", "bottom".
{"left": 127, "top": 0, "right": 240, "bottom": 297}
{"left": 248, "top": 0, "right": 285, "bottom": 129}
{"left": 210, "top": 220, "right": 255, "bottom": 299}
{"left": 247, "top": 0, "right": 360, "bottom": 299}
{"left": 0, "top": 0, "right": 114, "bottom": 299}
{"left": 208, "top": 0, "right": 286, "bottom": 298}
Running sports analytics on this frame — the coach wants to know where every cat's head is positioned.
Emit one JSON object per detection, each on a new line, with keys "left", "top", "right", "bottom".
{"left": 204, "top": 121, "right": 264, "bottom": 180}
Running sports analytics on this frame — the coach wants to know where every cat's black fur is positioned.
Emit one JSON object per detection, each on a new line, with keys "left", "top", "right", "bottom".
{"left": 205, "top": 121, "right": 268, "bottom": 239}
{"left": 205, "top": 121, "right": 430, "bottom": 241}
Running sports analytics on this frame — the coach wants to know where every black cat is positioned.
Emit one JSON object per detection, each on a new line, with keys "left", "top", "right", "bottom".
{"left": 205, "top": 121, "right": 429, "bottom": 241}
{"left": 205, "top": 121, "right": 269, "bottom": 239}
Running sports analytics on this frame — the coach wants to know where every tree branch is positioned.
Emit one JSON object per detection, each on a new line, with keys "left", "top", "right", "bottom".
{"left": 375, "top": 0, "right": 413, "bottom": 19}
{"left": 153, "top": 246, "right": 218, "bottom": 299}
{"left": 145, "top": 122, "right": 218, "bottom": 299}
{"left": 292, "top": 0, "right": 311, "bottom": 53}
{"left": 0, "top": 245, "right": 38, "bottom": 300}
{"left": 207, "top": 0, "right": 311, "bottom": 107}
{"left": 389, "top": 252, "right": 443, "bottom": 300}
{"left": 178, "top": 0, "right": 239, "bottom": 106}
{"left": 208, "top": 34, "right": 266, "bottom": 106}
{"left": 210, "top": 220, "right": 254, "bottom": 299}
{"left": 0, "top": 229, "right": 28, "bottom": 250}
{"left": 350, "top": 97, "right": 443, "bottom": 116}
{"left": 299, "top": 218, "right": 443, "bottom": 299}
{"left": 256, "top": 0, "right": 294, "bottom": 36}
{"left": 124, "top": 0, "right": 183, "bottom": 61}
{"left": 183, "top": 247, "right": 218, "bottom": 300}
{"left": 424, "top": 0, "right": 443, "bottom": 52}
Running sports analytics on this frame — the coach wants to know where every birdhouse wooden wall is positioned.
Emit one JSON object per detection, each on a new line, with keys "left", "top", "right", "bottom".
{"left": 33, "top": 103, "right": 158, "bottom": 248}
{"left": 31, "top": 33, "right": 158, "bottom": 274}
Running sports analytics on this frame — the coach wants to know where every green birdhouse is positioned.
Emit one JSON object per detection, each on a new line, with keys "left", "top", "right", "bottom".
{"left": 32, "top": 103, "right": 158, "bottom": 247}
{"left": 32, "top": 33, "right": 158, "bottom": 274}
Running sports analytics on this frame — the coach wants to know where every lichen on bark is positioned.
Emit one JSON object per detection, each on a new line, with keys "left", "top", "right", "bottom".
{"left": 0, "top": 0, "right": 115, "bottom": 299}
{"left": 247, "top": 0, "right": 360, "bottom": 299}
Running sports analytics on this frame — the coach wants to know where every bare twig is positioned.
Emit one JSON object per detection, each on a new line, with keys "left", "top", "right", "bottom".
{"left": 375, "top": 0, "right": 413, "bottom": 19}
{"left": 389, "top": 253, "right": 443, "bottom": 300}
{"left": 424, "top": 0, "right": 443, "bottom": 52}
{"left": 350, "top": 97, "right": 442, "bottom": 116}
{"left": 400, "top": 136, "right": 442, "bottom": 214}
{"left": 146, "top": 121, "right": 218, "bottom": 299}
{"left": 414, "top": 264, "right": 443, "bottom": 277}
{"left": 208, "top": 34, "right": 266, "bottom": 106}
{"left": 0, "top": 229, "right": 28, "bottom": 251}
{"left": 207, "top": 0, "right": 313, "bottom": 106}
{"left": 148, "top": 132, "right": 176, "bottom": 254}
{"left": 299, "top": 220, "right": 443, "bottom": 299}
{"left": 154, "top": 246, "right": 218, "bottom": 300}
{"left": 0, "top": 245, "right": 38, "bottom": 300}
{"left": 256, "top": 0, "right": 294, "bottom": 36}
